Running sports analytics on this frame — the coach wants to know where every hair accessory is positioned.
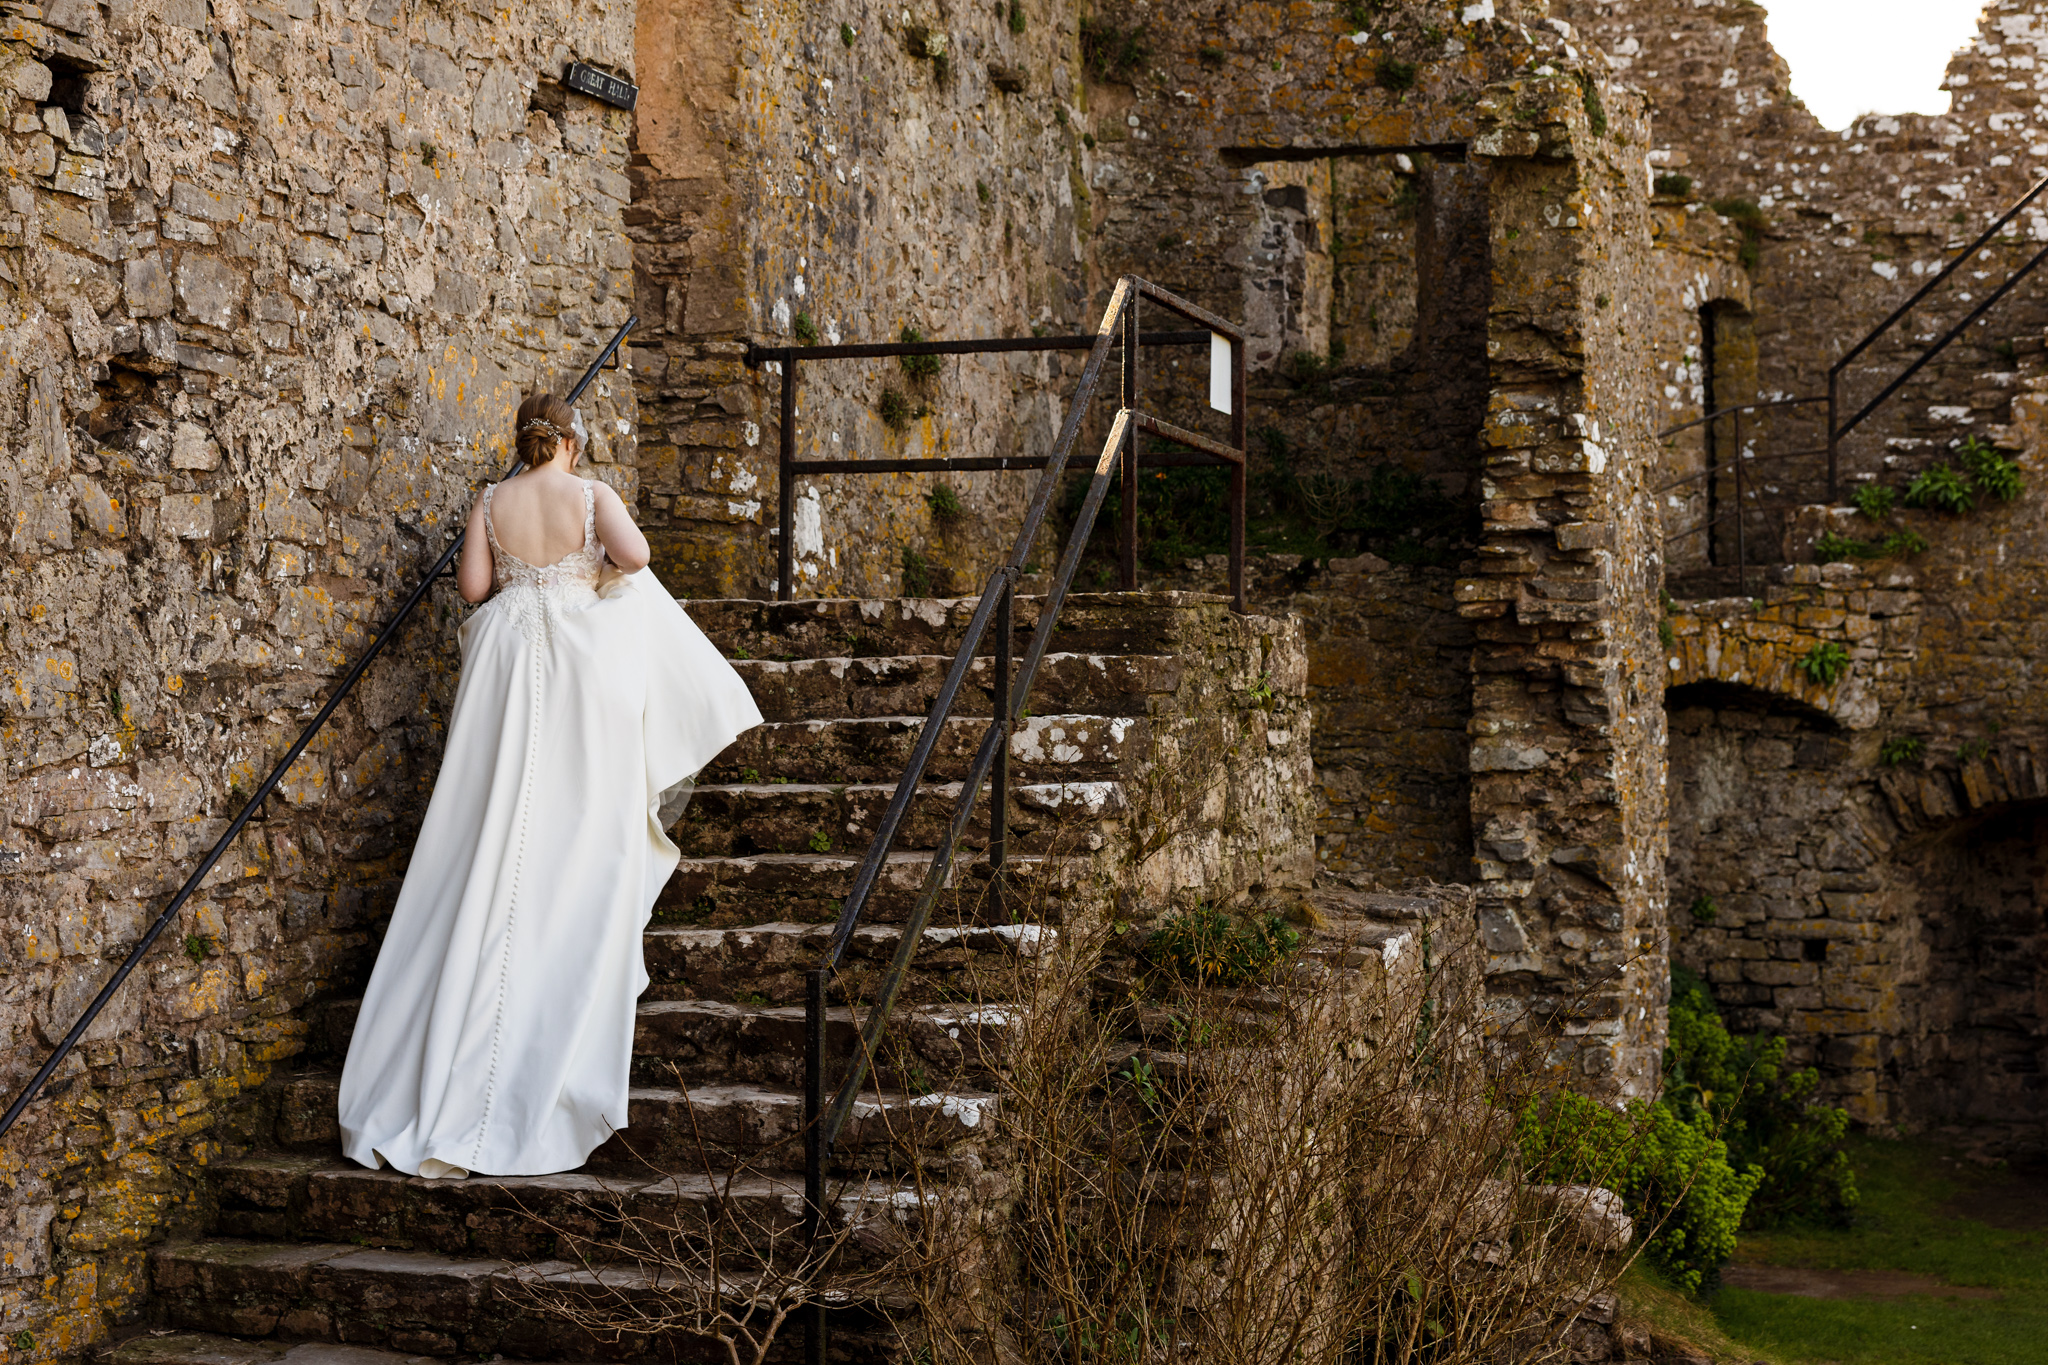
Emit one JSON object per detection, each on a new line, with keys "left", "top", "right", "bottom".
{"left": 520, "top": 418, "right": 565, "bottom": 439}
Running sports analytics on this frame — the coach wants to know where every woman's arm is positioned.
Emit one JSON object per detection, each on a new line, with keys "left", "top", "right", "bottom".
{"left": 457, "top": 496, "right": 494, "bottom": 603}
{"left": 592, "top": 480, "right": 650, "bottom": 572}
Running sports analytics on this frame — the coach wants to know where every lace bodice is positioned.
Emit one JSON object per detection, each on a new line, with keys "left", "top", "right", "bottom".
{"left": 482, "top": 480, "right": 607, "bottom": 645}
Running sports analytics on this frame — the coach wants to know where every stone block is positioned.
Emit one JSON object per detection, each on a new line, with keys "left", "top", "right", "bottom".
{"left": 171, "top": 422, "right": 221, "bottom": 470}
{"left": 158, "top": 494, "right": 215, "bottom": 540}
{"left": 170, "top": 182, "right": 247, "bottom": 224}
{"left": 175, "top": 254, "right": 247, "bottom": 329}
{"left": 123, "top": 254, "right": 172, "bottom": 317}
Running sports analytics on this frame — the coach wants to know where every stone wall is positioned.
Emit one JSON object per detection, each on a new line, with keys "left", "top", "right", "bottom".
{"left": 627, "top": 0, "right": 1096, "bottom": 601}
{"left": 1560, "top": 0, "right": 2048, "bottom": 556}
{"left": 0, "top": 0, "right": 640, "bottom": 1351}
{"left": 1547, "top": 0, "right": 2048, "bottom": 1145}
{"left": 1069, "top": 1, "right": 1678, "bottom": 1090}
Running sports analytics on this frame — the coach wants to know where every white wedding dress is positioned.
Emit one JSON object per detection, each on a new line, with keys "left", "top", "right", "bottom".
{"left": 337, "top": 480, "right": 761, "bottom": 1177}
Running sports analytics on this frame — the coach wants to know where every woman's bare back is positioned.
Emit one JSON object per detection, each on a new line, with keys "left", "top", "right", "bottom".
{"left": 458, "top": 468, "right": 651, "bottom": 603}
{"left": 486, "top": 470, "right": 595, "bottom": 567}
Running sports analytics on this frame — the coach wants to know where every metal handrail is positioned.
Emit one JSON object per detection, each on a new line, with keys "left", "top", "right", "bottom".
{"left": 790, "top": 278, "right": 1246, "bottom": 1363}
{"left": 1654, "top": 396, "right": 1824, "bottom": 441}
{"left": 1659, "top": 177, "right": 2048, "bottom": 591}
{"left": 1827, "top": 172, "right": 2048, "bottom": 493}
{"left": 743, "top": 323, "right": 1242, "bottom": 608}
{"left": 0, "top": 317, "right": 638, "bottom": 1144}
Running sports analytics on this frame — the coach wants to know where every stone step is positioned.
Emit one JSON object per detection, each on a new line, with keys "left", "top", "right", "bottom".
{"left": 112, "top": 1333, "right": 555, "bottom": 1365}
{"left": 687, "top": 592, "right": 1219, "bottom": 663}
{"left": 702, "top": 713, "right": 1142, "bottom": 785}
{"left": 146, "top": 1239, "right": 897, "bottom": 1360}
{"left": 642, "top": 919, "right": 1052, "bottom": 1006}
{"left": 653, "top": 849, "right": 1071, "bottom": 927}
{"left": 632, "top": 998, "right": 1019, "bottom": 1088}
{"left": 208, "top": 1156, "right": 935, "bottom": 1267}
{"left": 672, "top": 778, "right": 1125, "bottom": 857}
{"left": 588, "top": 1084, "right": 1000, "bottom": 1176}
{"left": 730, "top": 650, "right": 1179, "bottom": 722}
{"left": 254, "top": 1073, "right": 1000, "bottom": 1176}
{"left": 305, "top": 991, "right": 1021, "bottom": 1089}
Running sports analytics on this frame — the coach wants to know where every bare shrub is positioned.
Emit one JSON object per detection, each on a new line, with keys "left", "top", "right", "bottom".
{"left": 892, "top": 877, "right": 1660, "bottom": 1365}
{"left": 494, "top": 1087, "right": 927, "bottom": 1365}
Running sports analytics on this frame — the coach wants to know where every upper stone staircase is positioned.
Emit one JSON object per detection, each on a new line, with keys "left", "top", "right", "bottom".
{"left": 124, "top": 589, "right": 1298, "bottom": 1365}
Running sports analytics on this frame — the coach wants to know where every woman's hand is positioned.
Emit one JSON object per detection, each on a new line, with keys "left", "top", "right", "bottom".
{"left": 592, "top": 480, "right": 651, "bottom": 572}
{"left": 457, "top": 497, "right": 494, "bottom": 603}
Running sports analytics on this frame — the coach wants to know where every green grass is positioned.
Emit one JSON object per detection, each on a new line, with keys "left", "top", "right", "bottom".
{"left": 1700, "top": 1137, "right": 2048, "bottom": 1364}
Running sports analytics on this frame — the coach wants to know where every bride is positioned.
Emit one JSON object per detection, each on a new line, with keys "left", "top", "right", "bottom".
{"left": 337, "top": 392, "right": 762, "bottom": 1179}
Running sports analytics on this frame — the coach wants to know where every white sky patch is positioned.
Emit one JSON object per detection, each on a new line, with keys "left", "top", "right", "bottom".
{"left": 1764, "top": 0, "right": 1987, "bottom": 130}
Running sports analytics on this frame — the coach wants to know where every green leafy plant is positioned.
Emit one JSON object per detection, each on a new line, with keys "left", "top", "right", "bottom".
{"left": 1579, "top": 72, "right": 1608, "bottom": 136}
{"left": 927, "top": 482, "right": 963, "bottom": 523}
{"left": 1519, "top": 1088, "right": 1761, "bottom": 1295}
{"left": 806, "top": 830, "right": 832, "bottom": 853}
{"left": 1245, "top": 672, "right": 1274, "bottom": 705}
{"left": 793, "top": 310, "right": 820, "bottom": 345}
{"left": 1903, "top": 460, "right": 1976, "bottom": 514}
{"left": 1711, "top": 196, "right": 1765, "bottom": 270}
{"left": 1688, "top": 895, "right": 1717, "bottom": 925}
{"left": 1814, "top": 528, "right": 1927, "bottom": 562}
{"left": 1957, "top": 435, "right": 2025, "bottom": 503}
{"left": 1794, "top": 641, "right": 1850, "bottom": 687}
{"left": 1341, "top": 0, "right": 1379, "bottom": 27}
{"left": 1007, "top": 1, "right": 1025, "bottom": 34}
{"left": 1375, "top": 56, "right": 1419, "bottom": 92}
{"left": 184, "top": 933, "right": 211, "bottom": 963}
{"left": 1959, "top": 736, "right": 1992, "bottom": 763}
{"left": 1079, "top": 17, "right": 1149, "bottom": 81}
{"left": 1850, "top": 483, "right": 1896, "bottom": 520}
{"left": 975, "top": 179, "right": 992, "bottom": 205}
{"left": 1653, "top": 172, "right": 1694, "bottom": 198}
{"left": 840, "top": 22, "right": 855, "bottom": 46}
{"left": 901, "top": 545, "right": 935, "bottom": 596}
{"left": 1198, "top": 43, "right": 1225, "bottom": 67}
{"left": 738, "top": 766, "right": 762, "bottom": 783}
{"left": 1657, "top": 617, "right": 1676, "bottom": 649}
{"left": 13, "top": 1332, "right": 36, "bottom": 1352}
{"left": 879, "top": 387, "right": 915, "bottom": 430}
{"left": 1145, "top": 906, "right": 1300, "bottom": 987}
{"left": 1879, "top": 735, "right": 1925, "bottom": 767}
{"left": 898, "top": 324, "right": 943, "bottom": 379}
{"left": 1665, "top": 967, "right": 1858, "bottom": 1231}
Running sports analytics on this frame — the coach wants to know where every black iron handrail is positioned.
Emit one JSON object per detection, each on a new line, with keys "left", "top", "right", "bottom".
{"left": 1828, "top": 171, "right": 2048, "bottom": 490}
{"left": 742, "top": 325, "right": 1245, "bottom": 610}
{"left": 1660, "top": 176, "right": 2048, "bottom": 593}
{"left": 786, "top": 278, "right": 1247, "bottom": 1363}
{"left": 0, "top": 317, "right": 637, "bottom": 1144}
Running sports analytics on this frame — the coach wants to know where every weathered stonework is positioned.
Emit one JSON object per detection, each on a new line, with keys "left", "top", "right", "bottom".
{"left": 28, "top": 0, "right": 2048, "bottom": 1350}
{"left": 1555, "top": 0, "right": 2048, "bottom": 1145}
{"left": 628, "top": 1, "right": 1096, "bottom": 601}
{"left": 2, "top": 0, "right": 638, "bottom": 1349}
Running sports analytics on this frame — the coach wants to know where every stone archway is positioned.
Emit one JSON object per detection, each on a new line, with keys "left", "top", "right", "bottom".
{"left": 1663, "top": 588, "right": 1881, "bottom": 730}
{"left": 1666, "top": 666, "right": 2048, "bottom": 1148}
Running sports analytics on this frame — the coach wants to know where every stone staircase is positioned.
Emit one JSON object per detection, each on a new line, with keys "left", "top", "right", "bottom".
{"left": 121, "top": 591, "right": 1306, "bottom": 1365}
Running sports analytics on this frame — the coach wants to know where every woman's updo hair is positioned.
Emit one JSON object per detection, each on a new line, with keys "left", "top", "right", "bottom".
{"left": 514, "top": 391, "right": 578, "bottom": 469}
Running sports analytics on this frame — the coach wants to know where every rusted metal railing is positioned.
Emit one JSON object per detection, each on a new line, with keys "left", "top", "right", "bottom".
{"left": 754, "top": 278, "right": 1248, "bottom": 1364}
